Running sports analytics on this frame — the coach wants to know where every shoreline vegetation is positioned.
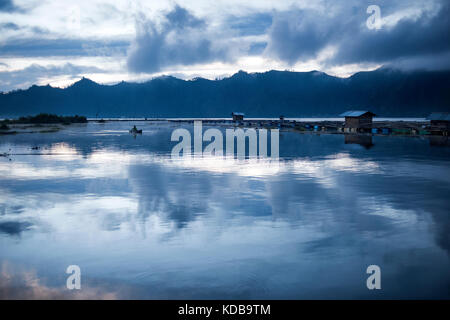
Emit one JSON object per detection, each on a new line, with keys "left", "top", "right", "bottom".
{"left": 0, "top": 113, "right": 87, "bottom": 135}
{"left": 1, "top": 113, "right": 87, "bottom": 125}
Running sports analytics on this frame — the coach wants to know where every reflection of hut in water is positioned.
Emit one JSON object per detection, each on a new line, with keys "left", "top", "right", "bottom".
{"left": 340, "top": 111, "right": 376, "bottom": 130}
{"left": 344, "top": 134, "right": 374, "bottom": 149}
{"left": 429, "top": 136, "right": 450, "bottom": 147}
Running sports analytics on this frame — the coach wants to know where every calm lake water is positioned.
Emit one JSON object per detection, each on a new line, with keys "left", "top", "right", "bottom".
{"left": 0, "top": 121, "right": 449, "bottom": 299}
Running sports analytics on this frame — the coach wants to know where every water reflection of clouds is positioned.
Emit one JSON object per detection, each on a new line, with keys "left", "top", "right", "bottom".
{"left": 0, "top": 261, "right": 118, "bottom": 299}
{"left": 0, "top": 126, "right": 449, "bottom": 298}
{"left": 0, "top": 149, "right": 397, "bottom": 182}
{"left": 0, "top": 147, "right": 448, "bottom": 243}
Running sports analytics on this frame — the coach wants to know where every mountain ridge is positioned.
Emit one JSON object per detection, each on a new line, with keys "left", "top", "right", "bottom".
{"left": 1, "top": 68, "right": 449, "bottom": 117}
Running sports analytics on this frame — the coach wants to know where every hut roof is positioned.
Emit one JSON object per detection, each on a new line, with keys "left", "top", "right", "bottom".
{"left": 340, "top": 110, "right": 376, "bottom": 117}
{"left": 231, "top": 112, "right": 245, "bottom": 116}
{"left": 427, "top": 112, "right": 450, "bottom": 121}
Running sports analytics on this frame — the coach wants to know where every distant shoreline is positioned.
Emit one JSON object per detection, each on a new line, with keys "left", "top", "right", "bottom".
{"left": 2, "top": 117, "right": 448, "bottom": 138}
{"left": 69, "top": 117, "right": 428, "bottom": 122}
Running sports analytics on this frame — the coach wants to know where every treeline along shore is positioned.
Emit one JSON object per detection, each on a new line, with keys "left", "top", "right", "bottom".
{"left": 0, "top": 114, "right": 87, "bottom": 135}
{"left": 1, "top": 113, "right": 87, "bottom": 125}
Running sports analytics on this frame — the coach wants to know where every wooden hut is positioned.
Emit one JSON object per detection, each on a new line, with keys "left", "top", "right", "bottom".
{"left": 340, "top": 110, "right": 376, "bottom": 129}
{"left": 231, "top": 112, "right": 244, "bottom": 121}
{"left": 427, "top": 112, "right": 450, "bottom": 130}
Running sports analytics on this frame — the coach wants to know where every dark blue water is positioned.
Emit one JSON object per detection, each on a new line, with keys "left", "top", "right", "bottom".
{"left": 0, "top": 122, "right": 449, "bottom": 299}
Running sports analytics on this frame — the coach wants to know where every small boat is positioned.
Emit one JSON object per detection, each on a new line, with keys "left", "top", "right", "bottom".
{"left": 129, "top": 125, "right": 142, "bottom": 134}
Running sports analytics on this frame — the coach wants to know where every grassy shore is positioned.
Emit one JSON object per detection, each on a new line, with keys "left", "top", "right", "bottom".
{"left": 1, "top": 113, "right": 87, "bottom": 125}
{"left": 0, "top": 114, "right": 87, "bottom": 135}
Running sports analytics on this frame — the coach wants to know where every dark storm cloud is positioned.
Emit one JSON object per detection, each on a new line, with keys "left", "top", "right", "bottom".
{"left": 0, "top": 221, "right": 32, "bottom": 235}
{"left": 265, "top": 8, "right": 341, "bottom": 64}
{"left": 0, "top": 63, "right": 104, "bottom": 92}
{"left": 127, "top": 5, "right": 230, "bottom": 73}
{"left": 165, "top": 4, "right": 205, "bottom": 29}
{"left": 265, "top": 0, "right": 450, "bottom": 70}
{"left": 334, "top": 2, "right": 450, "bottom": 65}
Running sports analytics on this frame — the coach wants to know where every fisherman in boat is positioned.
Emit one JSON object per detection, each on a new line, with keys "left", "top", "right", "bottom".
{"left": 129, "top": 125, "right": 142, "bottom": 134}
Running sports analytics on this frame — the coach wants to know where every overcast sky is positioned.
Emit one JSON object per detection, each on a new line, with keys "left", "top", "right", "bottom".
{"left": 0, "top": 0, "right": 449, "bottom": 91}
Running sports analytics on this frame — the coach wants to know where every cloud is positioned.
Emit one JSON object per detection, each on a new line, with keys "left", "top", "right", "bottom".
{"left": 127, "top": 5, "right": 232, "bottom": 73}
{"left": 333, "top": 2, "right": 450, "bottom": 66}
{"left": 0, "top": 221, "right": 32, "bottom": 235}
{"left": 264, "top": 0, "right": 450, "bottom": 70}
{"left": 0, "top": 0, "right": 18, "bottom": 12}
{"left": 264, "top": 8, "right": 340, "bottom": 64}
{"left": 1, "top": 0, "right": 450, "bottom": 89}
{"left": 227, "top": 12, "right": 273, "bottom": 36}
{"left": 386, "top": 51, "right": 450, "bottom": 71}
{"left": 0, "top": 63, "right": 104, "bottom": 92}
{"left": 0, "top": 22, "right": 50, "bottom": 37}
{"left": 0, "top": 22, "right": 20, "bottom": 30}
{"left": 0, "top": 38, "right": 129, "bottom": 58}
{"left": 165, "top": 4, "right": 205, "bottom": 29}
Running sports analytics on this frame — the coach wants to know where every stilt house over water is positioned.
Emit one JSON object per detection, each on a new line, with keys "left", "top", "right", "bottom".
{"left": 231, "top": 112, "right": 245, "bottom": 121}
{"left": 340, "top": 110, "right": 376, "bottom": 129}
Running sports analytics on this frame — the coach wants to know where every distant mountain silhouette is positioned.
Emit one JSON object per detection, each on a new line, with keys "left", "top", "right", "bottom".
{"left": 1, "top": 69, "right": 449, "bottom": 117}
